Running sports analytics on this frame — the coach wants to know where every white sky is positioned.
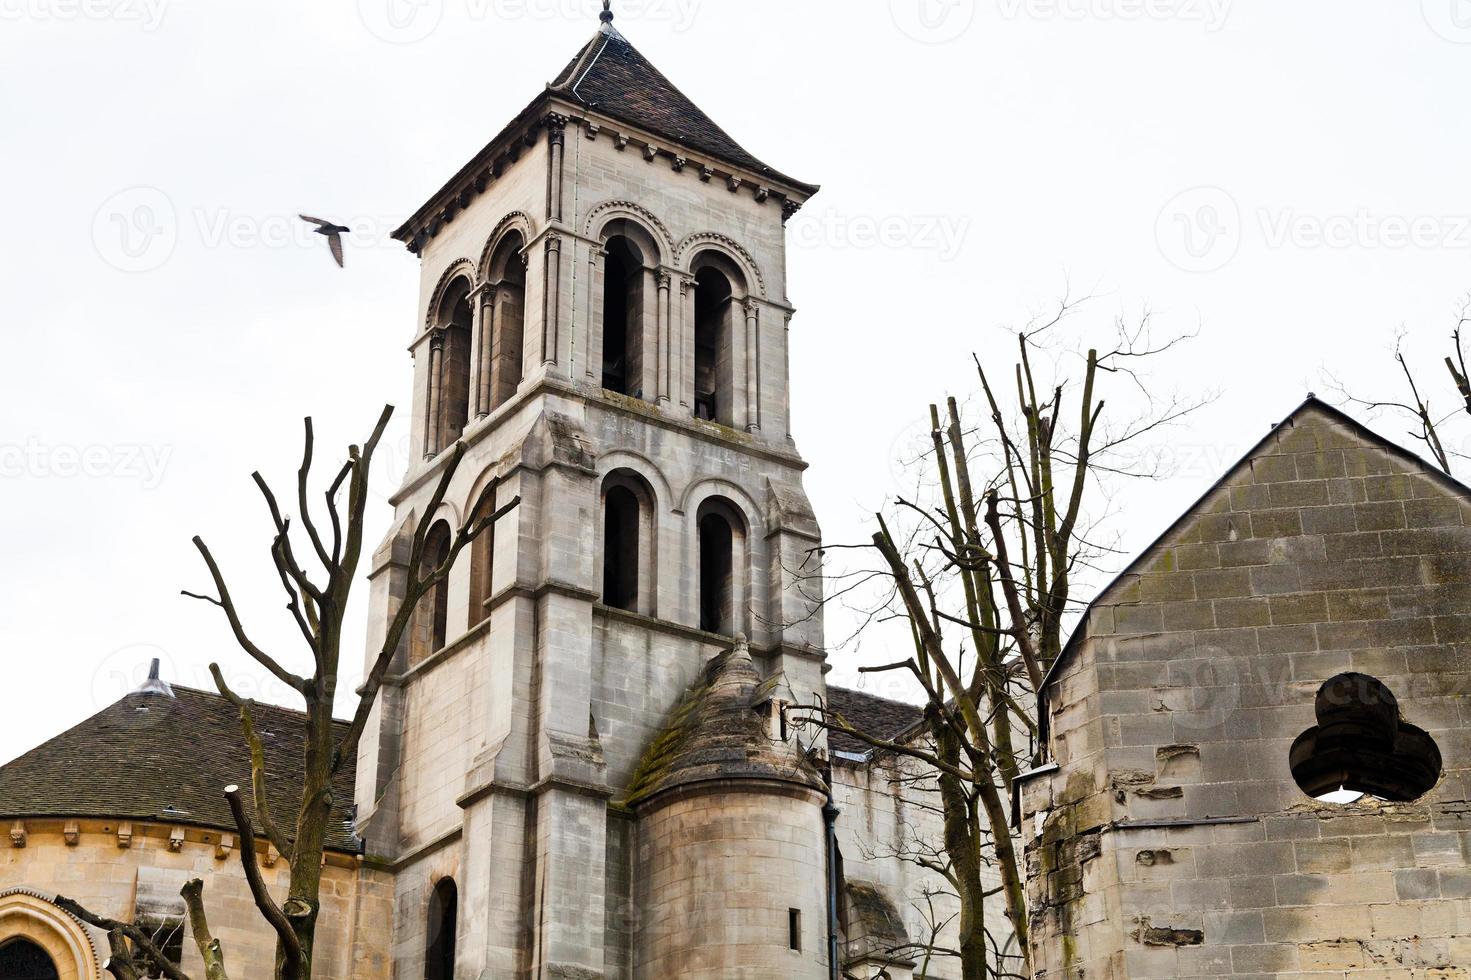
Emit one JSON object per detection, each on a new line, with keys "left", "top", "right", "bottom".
{"left": 3, "top": 0, "right": 1470, "bottom": 765}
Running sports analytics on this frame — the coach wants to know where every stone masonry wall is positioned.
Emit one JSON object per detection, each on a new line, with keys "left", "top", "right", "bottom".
{"left": 1021, "top": 401, "right": 1471, "bottom": 979}
{"left": 0, "top": 820, "right": 392, "bottom": 980}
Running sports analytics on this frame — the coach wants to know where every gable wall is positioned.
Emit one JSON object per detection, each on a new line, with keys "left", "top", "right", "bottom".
{"left": 1021, "top": 404, "right": 1471, "bottom": 978}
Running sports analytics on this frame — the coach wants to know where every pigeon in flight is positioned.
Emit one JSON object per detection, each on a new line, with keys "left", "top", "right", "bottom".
{"left": 300, "top": 215, "right": 351, "bottom": 268}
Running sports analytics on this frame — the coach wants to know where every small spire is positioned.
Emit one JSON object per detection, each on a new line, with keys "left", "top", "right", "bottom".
{"left": 600, "top": 0, "right": 614, "bottom": 24}
{"left": 135, "top": 657, "right": 175, "bottom": 698}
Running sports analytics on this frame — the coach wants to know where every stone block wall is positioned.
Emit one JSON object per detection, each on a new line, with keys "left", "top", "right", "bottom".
{"left": 0, "top": 820, "right": 391, "bottom": 980}
{"left": 632, "top": 783, "right": 829, "bottom": 979}
{"left": 1020, "top": 401, "right": 1471, "bottom": 978}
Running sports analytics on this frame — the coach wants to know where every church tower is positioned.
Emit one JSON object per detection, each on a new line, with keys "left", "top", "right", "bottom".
{"left": 355, "top": 7, "right": 832, "bottom": 977}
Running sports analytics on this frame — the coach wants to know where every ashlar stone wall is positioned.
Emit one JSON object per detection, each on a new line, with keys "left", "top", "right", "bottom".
{"left": 1019, "top": 400, "right": 1471, "bottom": 979}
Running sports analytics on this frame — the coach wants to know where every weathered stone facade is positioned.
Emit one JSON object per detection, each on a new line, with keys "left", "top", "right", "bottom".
{"left": 0, "top": 822, "right": 392, "bottom": 979}
{"left": 1019, "top": 398, "right": 1471, "bottom": 978}
{"left": 0, "top": 15, "right": 961, "bottom": 979}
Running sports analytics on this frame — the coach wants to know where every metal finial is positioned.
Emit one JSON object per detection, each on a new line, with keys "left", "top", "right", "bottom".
{"left": 600, "top": 0, "right": 613, "bottom": 23}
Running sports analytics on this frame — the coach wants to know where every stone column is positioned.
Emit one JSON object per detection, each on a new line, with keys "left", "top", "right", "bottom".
{"left": 744, "top": 299, "right": 761, "bottom": 432}
{"left": 678, "top": 275, "right": 697, "bottom": 411}
{"left": 541, "top": 233, "right": 563, "bottom": 369}
{"left": 585, "top": 246, "right": 606, "bottom": 384}
{"left": 475, "top": 284, "right": 498, "bottom": 419}
{"left": 545, "top": 113, "right": 567, "bottom": 223}
{"left": 425, "top": 331, "right": 445, "bottom": 458}
{"left": 656, "top": 271, "right": 673, "bottom": 405}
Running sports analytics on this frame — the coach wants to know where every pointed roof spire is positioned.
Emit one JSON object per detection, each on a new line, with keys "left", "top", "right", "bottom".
{"left": 600, "top": 0, "right": 614, "bottom": 24}
{"left": 135, "top": 657, "right": 174, "bottom": 699}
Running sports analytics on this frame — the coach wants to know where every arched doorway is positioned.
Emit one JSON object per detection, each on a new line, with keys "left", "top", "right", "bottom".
{"left": 0, "top": 938, "right": 59, "bottom": 980}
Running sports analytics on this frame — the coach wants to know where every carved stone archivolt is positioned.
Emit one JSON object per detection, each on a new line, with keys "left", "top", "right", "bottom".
{"left": 478, "top": 211, "right": 536, "bottom": 279}
{"left": 584, "top": 200, "right": 676, "bottom": 264}
{"left": 424, "top": 259, "right": 480, "bottom": 333}
{"left": 676, "top": 233, "right": 768, "bottom": 298}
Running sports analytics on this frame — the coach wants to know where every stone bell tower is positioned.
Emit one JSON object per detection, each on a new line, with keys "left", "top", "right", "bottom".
{"left": 353, "top": 5, "right": 833, "bottom": 977}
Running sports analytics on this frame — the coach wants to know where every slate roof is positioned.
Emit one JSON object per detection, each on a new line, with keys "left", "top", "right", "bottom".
{"left": 394, "top": 20, "right": 816, "bottom": 244}
{"left": 550, "top": 24, "right": 815, "bottom": 192}
{"left": 826, "top": 687, "right": 925, "bottom": 757}
{"left": 0, "top": 685, "right": 361, "bottom": 853}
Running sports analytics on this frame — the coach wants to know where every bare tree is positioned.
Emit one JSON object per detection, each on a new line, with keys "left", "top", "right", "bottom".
{"left": 1327, "top": 298, "right": 1471, "bottom": 477}
{"left": 800, "top": 299, "right": 1206, "bottom": 979}
{"left": 57, "top": 406, "right": 518, "bottom": 980}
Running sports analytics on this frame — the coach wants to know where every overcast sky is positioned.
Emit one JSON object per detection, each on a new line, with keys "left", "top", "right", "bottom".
{"left": 3, "top": 0, "right": 1470, "bottom": 764}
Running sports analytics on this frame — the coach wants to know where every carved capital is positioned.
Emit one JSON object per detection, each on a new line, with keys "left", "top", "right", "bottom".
{"left": 743, "top": 298, "right": 761, "bottom": 318}
{"left": 678, "top": 274, "right": 698, "bottom": 294}
{"left": 657, "top": 271, "right": 673, "bottom": 291}
{"left": 545, "top": 233, "right": 563, "bottom": 254}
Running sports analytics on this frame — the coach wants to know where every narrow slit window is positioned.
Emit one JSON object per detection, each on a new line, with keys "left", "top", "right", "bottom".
{"left": 788, "top": 908, "right": 802, "bottom": 951}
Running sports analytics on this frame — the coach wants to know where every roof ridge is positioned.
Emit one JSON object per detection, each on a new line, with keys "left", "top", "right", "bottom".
{"left": 1041, "top": 394, "right": 1471, "bottom": 697}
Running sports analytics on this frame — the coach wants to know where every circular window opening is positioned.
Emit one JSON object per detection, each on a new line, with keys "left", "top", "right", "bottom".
{"left": 1290, "top": 673, "right": 1442, "bottom": 805}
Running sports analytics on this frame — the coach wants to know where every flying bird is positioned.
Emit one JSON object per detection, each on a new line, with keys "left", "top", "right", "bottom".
{"left": 300, "top": 215, "right": 351, "bottom": 268}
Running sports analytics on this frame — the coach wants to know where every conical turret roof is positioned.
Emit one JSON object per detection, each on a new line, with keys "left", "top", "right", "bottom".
{"left": 622, "top": 638, "right": 827, "bottom": 809}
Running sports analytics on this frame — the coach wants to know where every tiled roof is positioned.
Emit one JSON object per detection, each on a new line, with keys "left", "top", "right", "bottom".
{"left": 0, "top": 685, "right": 360, "bottom": 853}
{"left": 551, "top": 25, "right": 816, "bottom": 192}
{"left": 826, "top": 687, "right": 925, "bottom": 757}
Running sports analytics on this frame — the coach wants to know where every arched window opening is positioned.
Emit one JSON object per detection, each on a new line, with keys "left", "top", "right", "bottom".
{"left": 425, "top": 878, "right": 458, "bottom": 980}
{"left": 468, "top": 485, "right": 497, "bottom": 628}
{"left": 1290, "top": 673, "right": 1442, "bottom": 804}
{"left": 483, "top": 233, "right": 527, "bottom": 415}
{"left": 0, "top": 938, "right": 59, "bottom": 980}
{"left": 603, "top": 486, "right": 641, "bottom": 612}
{"left": 602, "top": 236, "right": 646, "bottom": 398}
{"left": 599, "top": 471, "right": 656, "bottom": 617}
{"left": 414, "top": 521, "right": 453, "bottom": 663}
{"left": 693, "top": 266, "right": 735, "bottom": 425}
{"left": 433, "top": 279, "right": 475, "bottom": 452}
{"left": 698, "top": 501, "right": 744, "bottom": 635}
